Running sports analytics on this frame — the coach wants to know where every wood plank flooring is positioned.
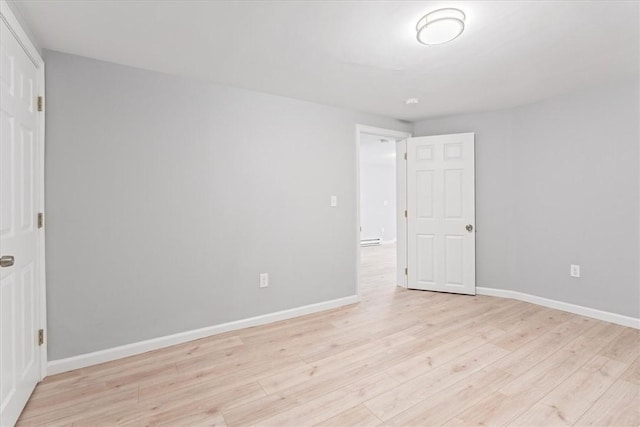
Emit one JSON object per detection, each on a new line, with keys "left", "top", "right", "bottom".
{"left": 17, "top": 244, "right": 640, "bottom": 426}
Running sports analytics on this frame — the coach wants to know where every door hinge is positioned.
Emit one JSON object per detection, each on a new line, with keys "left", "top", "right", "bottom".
{"left": 37, "top": 96, "right": 44, "bottom": 112}
{"left": 37, "top": 212, "right": 44, "bottom": 229}
{"left": 404, "top": 153, "right": 407, "bottom": 160}
{"left": 38, "top": 329, "right": 44, "bottom": 346}
{"left": 405, "top": 267, "right": 408, "bottom": 275}
{"left": 404, "top": 210, "right": 408, "bottom": 218}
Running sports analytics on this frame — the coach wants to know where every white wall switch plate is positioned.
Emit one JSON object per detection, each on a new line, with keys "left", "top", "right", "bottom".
{"left": 330, "top": 195, "right": 338, "bottom": 207}
{"left": 570, "top": 264, "right": 580, "bottom": 278}
{"left": 260, "top": 273, "right": 269, "bottom": 288}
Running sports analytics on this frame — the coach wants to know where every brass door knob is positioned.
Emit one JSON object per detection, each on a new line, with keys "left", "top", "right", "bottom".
{"left": 0, "top": 255, "right": 15, "bottom": 267}
{"left": 465, "top": 224, "right": 473, "bottom": 232}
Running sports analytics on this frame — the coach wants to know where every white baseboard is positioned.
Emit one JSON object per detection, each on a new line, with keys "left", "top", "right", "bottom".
{"left": 477, "top": 287, "right": 640, "bottom": 329}
{"left": 47, "top": 295, "right": 360, "bottom": 376}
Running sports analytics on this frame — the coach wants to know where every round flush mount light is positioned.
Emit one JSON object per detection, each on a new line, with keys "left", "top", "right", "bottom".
{"left": 416, "top": 8, "right": 466, "bottom": 45}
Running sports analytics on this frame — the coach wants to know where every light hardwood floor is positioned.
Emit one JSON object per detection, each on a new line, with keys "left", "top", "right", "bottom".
{"left": 18, "top": 243, "right": 640, "bottom": 426}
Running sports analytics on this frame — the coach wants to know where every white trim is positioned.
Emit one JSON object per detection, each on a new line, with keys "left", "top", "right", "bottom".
{"left": 357, "top": 125, "right": 413, "bottom": 140}
{"left": 477, "top": 287, "right": 640, "bottom": 329}
{"left": 355, "top": 125, "right": 411, "bottom": 297}
{"left": 36, "top": 62, "right": 46, "bottom": 380}
{"left": 0, "top": 1, "right": 43, "bottom": 67}
{"left": 47, "top": 295, "right": 360, "bottom": 375}
{"left": 396, "top": 138, "right": 408, "bottom": 288}
{"left": 0, "top": 0, "right": 47, "bottom": 380}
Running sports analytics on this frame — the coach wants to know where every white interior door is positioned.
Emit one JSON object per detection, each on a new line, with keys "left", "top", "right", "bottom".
{"left": 407, "top": 133, "right": 475, "bottom": 295}
{"left": 1, "top": 14, "right": 42, "bottom": 427}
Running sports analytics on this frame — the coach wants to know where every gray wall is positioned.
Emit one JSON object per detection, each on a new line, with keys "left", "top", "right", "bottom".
{"left": 42, "top": 49, "right": 639, "bottom": 360}
{"left": 414, "top": 78, "right": 640, "bottom": 318}
{"left": 44, "top": 50, "right": 411, "bottom": 360}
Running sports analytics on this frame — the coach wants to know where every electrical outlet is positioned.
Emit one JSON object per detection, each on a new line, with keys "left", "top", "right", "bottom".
{"left": 570, "top": 264, "right": 580, "bottom": 278}
{"left": 260, "top": 273, "right": 269, "bottom": 288}
{"left": 330, "top": 196, "right": 338, "bottom": 207}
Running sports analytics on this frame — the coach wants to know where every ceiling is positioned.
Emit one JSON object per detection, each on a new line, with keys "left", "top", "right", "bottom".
{"left": 16, "top": 0, "right": 639, "bottom": 121}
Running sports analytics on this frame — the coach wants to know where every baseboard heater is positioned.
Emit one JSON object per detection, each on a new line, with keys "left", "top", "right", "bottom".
{"left": 360, "top": 238, "right": 381, "bottom": 247}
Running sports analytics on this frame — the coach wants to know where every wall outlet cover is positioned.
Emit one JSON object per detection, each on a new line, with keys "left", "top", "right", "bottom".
{"left": 260, "top": 273, "right": 269, "bottom": 288}
{"left": 570, "top": 264, "right": 580, "bottom": 278}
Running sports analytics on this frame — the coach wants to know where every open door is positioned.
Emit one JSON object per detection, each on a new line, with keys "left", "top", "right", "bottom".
{"left": 1, "top": 3, "right": 46, "bottom": 426}
{"left": 406, "top": 133, "right": 475, "bottom": 295}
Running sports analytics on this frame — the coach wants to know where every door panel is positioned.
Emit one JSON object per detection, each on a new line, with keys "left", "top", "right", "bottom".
{"left": 445, "top": 235, "right": 464, "bottom": 286}
{"left": 416, "top": 171, "right": 434, "bottom": 218}
{"left": 444, "top": 169, "right": 463, "bottom": 218}
{"left": 407, "top": 133, "right": 475, "bottom": 295}
{"left": 0, "top": 15, "right": 41, "bottom": 427}
{"left": 417, "top": 234, "right": 435, "bottom": 284}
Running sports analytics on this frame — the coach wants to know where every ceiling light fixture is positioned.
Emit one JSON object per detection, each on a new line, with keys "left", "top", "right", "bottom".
{"left": 416, "top": 8, "right": 466, "bottom": 46}
{"left": 405, "top": 98, "right": 420, "bottom": 105}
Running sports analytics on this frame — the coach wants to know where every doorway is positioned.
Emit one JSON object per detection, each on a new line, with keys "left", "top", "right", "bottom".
{"left": 355, "top": 125, "right": 411, "bottom": 297}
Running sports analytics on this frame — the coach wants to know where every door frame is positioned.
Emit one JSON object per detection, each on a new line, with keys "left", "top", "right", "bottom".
{"left": 1, "top": 0, "right": 47, "bottom": 379}
{"left": 355, "top": 125, "right": 411, "bottom": 297}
